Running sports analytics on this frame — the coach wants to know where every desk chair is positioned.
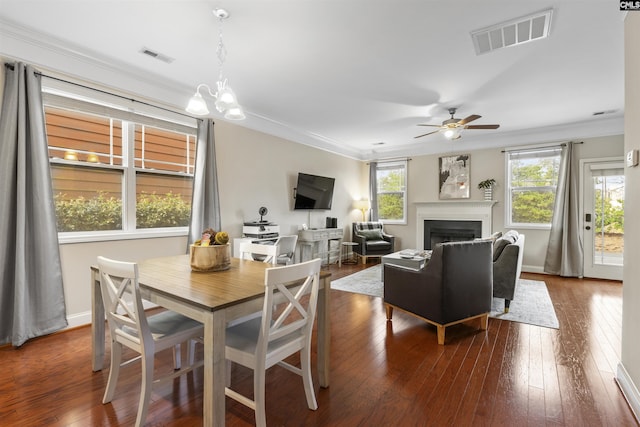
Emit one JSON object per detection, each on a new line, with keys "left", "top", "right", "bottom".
{"left": 97, "top": 256, "right": 204, "bottom": 427}
{"left": 225, "top": 258, "right": 322, "bottom": 427}
{"left": 273, "top": 235, "right": 298, "bottom": 265}
{"left": 239, "top": 242, "right": 279, "bottom": 264}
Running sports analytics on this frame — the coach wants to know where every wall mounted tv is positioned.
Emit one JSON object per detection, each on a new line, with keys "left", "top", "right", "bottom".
{"left": 294, "top": 172, "right": 335, "bottom": 210}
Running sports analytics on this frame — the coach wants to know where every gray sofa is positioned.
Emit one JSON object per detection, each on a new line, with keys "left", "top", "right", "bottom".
{"left": 492, "top": 230, "right": 525, "bottom": 313}
{"left": 383, "top": 240, "right": 493, "bottom": 345}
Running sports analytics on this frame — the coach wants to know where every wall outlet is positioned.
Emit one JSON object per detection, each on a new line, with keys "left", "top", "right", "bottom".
{"left": 626, "top": 149, "right": 639, "bottom": 167}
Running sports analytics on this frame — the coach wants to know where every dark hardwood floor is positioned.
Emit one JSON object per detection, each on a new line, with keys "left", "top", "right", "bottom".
{"left": 1, "top": 261, "right": 636, "bottom": 426}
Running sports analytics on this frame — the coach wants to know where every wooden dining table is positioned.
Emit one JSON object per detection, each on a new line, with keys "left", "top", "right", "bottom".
{"left": 90, "top": 255, "right": 331, "bottom": 426}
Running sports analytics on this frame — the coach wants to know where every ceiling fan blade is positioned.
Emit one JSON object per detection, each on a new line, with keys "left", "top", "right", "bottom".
{"left": 464, "top": 124, "right": 500, "bottom": 129}
{"left": 414, "top": 130, "right": 440, "bottom": 139}
{"left": 417, "top": 124, "right": 441, "bottom": 127}
{"left": 458, "top": 114, "right": 481, "bottom": 125}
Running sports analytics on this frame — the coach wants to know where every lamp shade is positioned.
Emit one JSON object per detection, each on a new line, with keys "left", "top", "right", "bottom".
{"left": 214, "top": 85, "right": 238, "bottom": 113}
{"left": 186, "top": 92, "right": 210, "bottom": 115}
{"left": 353, "top": 199, "right": 370, "bottom": 211}
{"left": 224, "top": 105, "right": 246, "bottom": 120}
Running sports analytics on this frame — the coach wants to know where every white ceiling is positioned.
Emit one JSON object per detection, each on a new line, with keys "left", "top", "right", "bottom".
{"left": 0, "top": 0, "right": 625, "bottom": 160}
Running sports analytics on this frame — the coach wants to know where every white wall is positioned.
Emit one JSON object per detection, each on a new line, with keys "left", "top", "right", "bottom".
{"left": 385, "top": 135, "right": 624, "bottom": 273}
{"left": 57, "top": 121, "right": 365, "bottom": 327}
{"left": 384, "top": 135, "right": 624, "bottom": 273}
{"left": 619, "top": 12, "right": 640, "bottom": 420}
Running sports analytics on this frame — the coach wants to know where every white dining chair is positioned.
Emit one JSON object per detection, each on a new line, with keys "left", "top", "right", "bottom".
{"left": 224, "top": 258, "right": 322, "bottom": 427}
{"left": 97, "top": 256, "right": 204, "bottom": 427}
{"left": 273, "top": 234, "right": 298, "bottom": 265}
{"left": 239, "top": 242, "right": 279, "bottom": 264}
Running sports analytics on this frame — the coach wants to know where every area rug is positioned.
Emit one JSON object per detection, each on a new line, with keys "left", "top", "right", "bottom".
{"left": 331, "top": 264, "right": 559, "bottom": 329}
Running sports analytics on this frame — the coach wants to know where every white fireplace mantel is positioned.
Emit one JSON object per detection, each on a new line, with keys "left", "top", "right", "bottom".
{"left": 415, "top": 201, "right": 496, "bottom": 249}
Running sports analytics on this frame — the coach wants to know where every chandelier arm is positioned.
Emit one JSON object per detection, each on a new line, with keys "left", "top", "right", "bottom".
{"left": 196, "top": 83, "right": 216, "bottom": 97}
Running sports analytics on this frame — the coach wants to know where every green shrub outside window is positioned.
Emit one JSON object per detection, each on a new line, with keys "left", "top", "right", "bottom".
{"left": 45, "top": 99, "right": 196, "bottom": 234}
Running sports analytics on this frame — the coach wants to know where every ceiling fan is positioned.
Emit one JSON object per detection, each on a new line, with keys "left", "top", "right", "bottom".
{"left": 415, "top": 108, "right": 500, "bottom": 140}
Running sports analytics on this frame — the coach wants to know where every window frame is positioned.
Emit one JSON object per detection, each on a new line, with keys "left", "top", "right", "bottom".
{"left": 505, "top": 146, "right": 562, "bottom": 229}
{"left": 43, "top": 90, "right": 197, "bottom": 244}
{"left": 374, "top": 160, "right": 408, "bottom": 225}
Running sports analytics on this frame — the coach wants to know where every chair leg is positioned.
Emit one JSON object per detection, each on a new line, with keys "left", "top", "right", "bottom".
{"left": 504, "top": 299, "right": 511, "bottom": 313}
{"left": 436, "top": 325, "right": 446, "bottom": 345}
{"left": 103, "top": 340, "right": 123, "bottom": 403}
{"left": 479, "top": 314, "right": 489, "bottom": 330}
{"left": 254, "top": 368, "right": 267, "bottom": 427}
{"left": 300, "top": 346, "right": 318, "bottom": 410}
{"left": 187, "top": 340, "right": 197, "bottom": 366}
{"left": 135, "top": 352, "right": 155, "bottom": 427}
{"left": 385, "top": 304, "right": 393, "bottom": 320}
{"left": 173, "top": 343, "right": 182, "bottom": 370}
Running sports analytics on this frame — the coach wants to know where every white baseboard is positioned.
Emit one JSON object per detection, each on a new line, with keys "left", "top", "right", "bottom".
{"left": 616, "top": 362, "right": 640, "bottom": 423}
{"left": 66, "top": 310, "right": 92, "bottom": 329}
{"left": 64, "top": 300, "right": 158, "bottom": 330}
{"left": 522, "top": 264, "right": 547, "bottom": 274}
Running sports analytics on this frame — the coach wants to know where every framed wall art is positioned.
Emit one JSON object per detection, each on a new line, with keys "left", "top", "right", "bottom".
{"left": 438, "top": 154, "right": 470, "bottom": 199}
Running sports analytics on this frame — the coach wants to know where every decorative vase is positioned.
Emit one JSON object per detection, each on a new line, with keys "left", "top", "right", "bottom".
{"left": 190, "top": 243, "right": 231, "bottom": 272}
{"left": 484, "top": 188, "right": 493, "bottom": 201}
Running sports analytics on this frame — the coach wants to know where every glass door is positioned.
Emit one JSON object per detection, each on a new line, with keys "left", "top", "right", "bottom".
{"left": 583, "top": 161, "right": 624, "bottom": 280}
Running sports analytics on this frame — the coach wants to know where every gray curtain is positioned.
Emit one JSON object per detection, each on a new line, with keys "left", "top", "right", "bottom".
{"left": 187, "top": 119, "right": 221, "bottom": 248}
{"left": 0, "top": 62, "right": 67, "bottom": 346}
{"left": 544, "top": 142, "right": 583, "bottom": 277}
{"left": 368, "top": 161, "right": 378, "bottom": 221}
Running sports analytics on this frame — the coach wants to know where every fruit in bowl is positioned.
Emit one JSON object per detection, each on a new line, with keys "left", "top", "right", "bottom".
{"left": 190, "top": 228, "right": 231, "bottom": 271}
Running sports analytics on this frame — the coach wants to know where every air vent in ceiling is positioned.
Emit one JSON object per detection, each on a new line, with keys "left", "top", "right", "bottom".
{"left": 593, "top": 109, "right": 617, "bottom": 116}
{"left": 139, "top": 47, "right": 175, "bottom": 64}
{"left": 470, "top": 9, "right": 553, "bottom": 55}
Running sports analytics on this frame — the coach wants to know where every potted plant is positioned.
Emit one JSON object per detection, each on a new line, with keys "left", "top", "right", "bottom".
{"left": 478, "top": 178, "right": 496, "bottom": 200}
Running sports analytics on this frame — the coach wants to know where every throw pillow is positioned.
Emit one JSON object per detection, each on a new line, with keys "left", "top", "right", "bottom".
{"left": 358, "top": 229, "right": 384, "bottom": 241}
{"left": 502, "top": 230, "right": 519, "bottom": 243}
{"left": 493, "top": 238, "right": 511, "bottom": 261}
{"left": 492, "top": 231, "right": 519, "bottom": 261}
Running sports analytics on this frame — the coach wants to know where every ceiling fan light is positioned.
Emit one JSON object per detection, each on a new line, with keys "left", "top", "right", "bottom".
{"left": 443, "top": 128, "right": 461, "bottom": 140}
{"left": 186, "top": 91, "right": 210, "bottom": 115}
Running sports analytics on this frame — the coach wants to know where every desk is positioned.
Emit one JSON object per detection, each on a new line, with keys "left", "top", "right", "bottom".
{"left": 91, "top": 255, "right": 331, "bottom": 426}
{"left": 298, "top": 228, "right": 344, "bottom": 266}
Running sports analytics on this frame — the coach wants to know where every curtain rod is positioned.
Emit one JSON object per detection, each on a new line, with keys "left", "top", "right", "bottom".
{"left": 4, "top": 62, "right": 199, "bottom": 121}
{"left": 366, "top": 157, "right": 412, "bottom": 165}
{"left": 501, "top": 141, "right": 583, "bottom": 153}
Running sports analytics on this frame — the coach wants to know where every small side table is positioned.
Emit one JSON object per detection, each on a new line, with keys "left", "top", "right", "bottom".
{"left": 341, "top": 242, "right": 359, "bottom": 265}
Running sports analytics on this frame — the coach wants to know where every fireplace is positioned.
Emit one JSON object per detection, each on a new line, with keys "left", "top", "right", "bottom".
{"left": 424, "top": 220, "right": 482, "bottom": 250}
{"left": 415, "top": 201, "right": 496, "bottom": 250}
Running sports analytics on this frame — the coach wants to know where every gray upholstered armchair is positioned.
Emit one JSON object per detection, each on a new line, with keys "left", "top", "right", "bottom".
{"left": 492, "top": 230, "right": 525, "bottom": 313}
{"left": 384, "top": 240, "right": 493, "bottom": 345}
{"left": 352, "top": 221, "right": 395, "bottom": 264}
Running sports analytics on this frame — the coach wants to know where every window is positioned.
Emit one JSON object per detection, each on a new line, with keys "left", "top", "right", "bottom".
{"left": 506, "top": 147, "right": 562, "bottom": 227}
{"left": 375, "top": 160, "right": 407, "bottom": 224}
{"left": 44, "top": 92, "right": 196, "bottom": 238}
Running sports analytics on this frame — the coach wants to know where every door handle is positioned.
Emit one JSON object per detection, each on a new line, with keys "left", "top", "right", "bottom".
{"left": 585, "top": 226, "right": 591, "bottom": 230}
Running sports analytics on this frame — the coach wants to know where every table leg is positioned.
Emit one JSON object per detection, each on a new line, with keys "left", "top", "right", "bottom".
{"left": 317, "top": 275, "right": 331, "bottom": 388}
{"left": 91, "top": 268, "right": 105, "bottom": 371}
{"left": 203, "top": 310, "right": 226, "bottom": 426}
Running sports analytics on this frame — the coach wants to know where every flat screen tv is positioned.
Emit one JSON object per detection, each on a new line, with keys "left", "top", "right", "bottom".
{"left": 294, "top": 172, "right": 335, "bottom": 210}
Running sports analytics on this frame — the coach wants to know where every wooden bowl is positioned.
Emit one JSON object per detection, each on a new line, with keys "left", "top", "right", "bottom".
{"left": 189, "top": 243, "right": 231, "bottom": 272}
